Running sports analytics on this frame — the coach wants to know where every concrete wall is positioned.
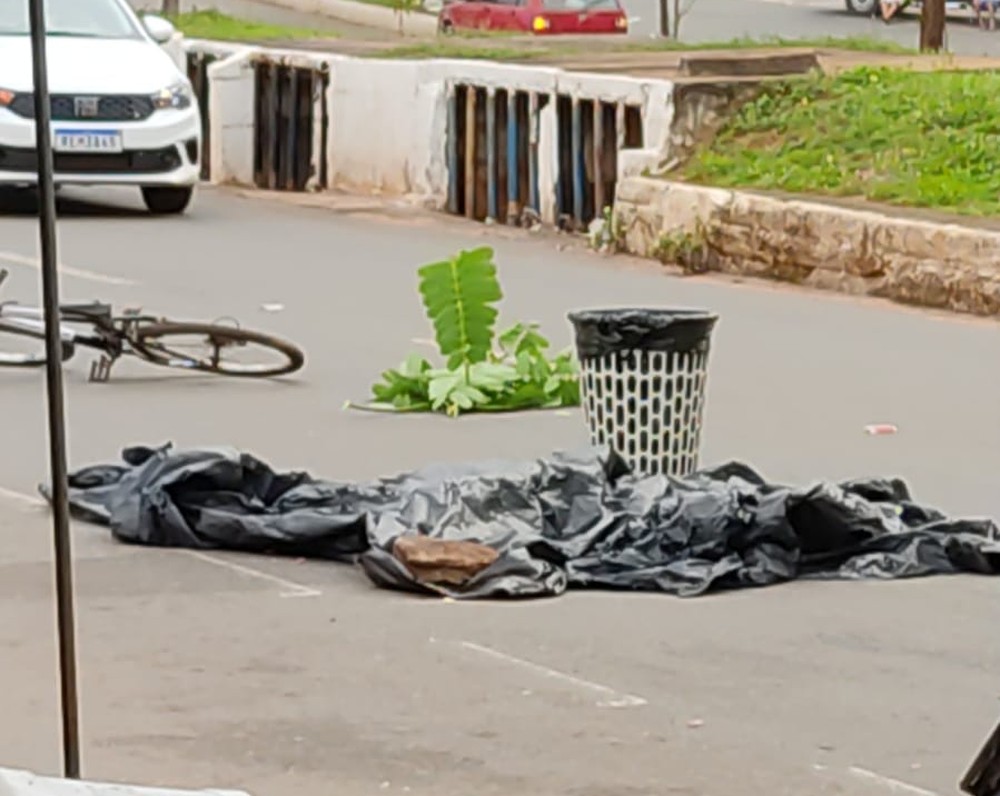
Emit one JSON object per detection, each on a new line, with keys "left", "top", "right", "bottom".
{"left": 184, "top": 39, "right": 677, "bottom": 223}
{"left": 326, "top": 57, "right": 447, "bottom": 197}
{"left": 205, "top": 46, "right": 256, "bottom": 186}
{"left": 615, "top": 177, "right": 1000, "bottom": 317}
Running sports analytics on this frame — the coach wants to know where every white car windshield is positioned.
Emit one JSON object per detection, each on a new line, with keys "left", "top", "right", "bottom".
{"left": 0, "top": 0, "right": 142, "bottom": 38}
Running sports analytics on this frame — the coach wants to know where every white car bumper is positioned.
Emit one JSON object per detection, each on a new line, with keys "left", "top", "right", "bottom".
{"left": 0, "top": 105, "right": 201, "bottom": 188}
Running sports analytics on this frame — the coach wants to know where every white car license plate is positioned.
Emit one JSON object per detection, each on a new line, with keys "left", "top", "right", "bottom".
{"left": 53, "top": 130, "right": 123, "bottom": 154}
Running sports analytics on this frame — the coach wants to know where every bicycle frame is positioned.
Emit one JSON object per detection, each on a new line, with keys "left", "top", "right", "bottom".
{"left": 0, "top": 268, "right": 306, "bottom": 381}
{"left": 0, "top": 303, "right": 81, "bottom": 344}
{"left": 0, "top": 268, "right": 156, "bottom": 380}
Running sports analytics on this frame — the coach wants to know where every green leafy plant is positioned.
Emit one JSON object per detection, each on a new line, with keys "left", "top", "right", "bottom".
{"left": 353, "top": 247, "right": 580, "bottom": 417}
{"left": 653, "top": 222, "right": 714, "bottom": 274}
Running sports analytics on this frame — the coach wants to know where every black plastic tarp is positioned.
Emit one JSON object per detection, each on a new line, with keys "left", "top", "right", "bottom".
{"left": 42, "top": 443, "right": 1000, "bottom": 599}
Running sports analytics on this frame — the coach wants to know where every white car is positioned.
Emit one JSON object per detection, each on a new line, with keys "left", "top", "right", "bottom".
{"left": 0, "top": 0, "right": 201, "bottom": 214}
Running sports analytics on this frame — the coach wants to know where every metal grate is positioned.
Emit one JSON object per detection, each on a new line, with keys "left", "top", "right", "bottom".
{"left": 8, "top": 94, "right": 156, "bottom": 122}
{"left": 187, "top": 51, "right": 217, "bottom": 180}
{"left": 252, "top": 60, "right": 328, "bottom": 192}
{"left": 579, "top": 349, "right": 710, "bottom": 478}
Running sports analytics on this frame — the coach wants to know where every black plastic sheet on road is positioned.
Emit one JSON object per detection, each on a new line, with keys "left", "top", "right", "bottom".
{"left": 42, "top": 443, "right": 1000, "bottom": 599}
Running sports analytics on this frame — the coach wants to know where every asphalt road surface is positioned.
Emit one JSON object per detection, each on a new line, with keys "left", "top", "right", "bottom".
{"left": 0, "top": 186, "right": 997, "bottom": 796}
{"left": 129, "top": 0, "right": 1000, "bottom": 54}
{"left": 635, "top": 0, "right": 1000, "bottom": 53}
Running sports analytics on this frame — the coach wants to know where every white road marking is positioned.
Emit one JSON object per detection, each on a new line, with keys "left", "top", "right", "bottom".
{"left": 0, "top": 485, "right": 47, "bottom": 509}
{"left": 0, "top": 250, "right": 136, "bottom": 286}
{"left": 182, "top": 549, "right": 322, "bottom": 598}
{"left": 458, "top": 640, "right": 648, "bottom": 708}
{"left": 409, "top": 337, "right": 437, "bottom": 348}
{"left": 0, "top": 486, "right": 320, "bottom": 598}
{"left": 848, "top": 766, "right": 941, "bottom": 796}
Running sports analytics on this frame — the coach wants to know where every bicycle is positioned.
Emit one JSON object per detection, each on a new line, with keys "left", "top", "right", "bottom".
{"left": 0, "top": 268, "right": 305, "bottom": 382}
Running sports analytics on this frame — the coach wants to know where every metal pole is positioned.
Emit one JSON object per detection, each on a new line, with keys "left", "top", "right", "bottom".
{"left": 27, "top": 0, "right": 82, "bottom": 779}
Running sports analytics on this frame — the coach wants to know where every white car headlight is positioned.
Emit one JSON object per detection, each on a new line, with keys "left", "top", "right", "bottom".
{"left": 152, "top": 82, "right": 193, "bottom": 111}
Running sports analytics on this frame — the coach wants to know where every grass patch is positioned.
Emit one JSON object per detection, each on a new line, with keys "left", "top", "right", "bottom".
{"left": 624, "top": 34, "right": 914, "bottom": 54}
{"left": 167, "top": 10, "right": 336, "bottom": 41}
{"left": 378, "top": 42, "right": 539, "bottom": 59}
{"left": 683, "top": 66, "right": 1000, "bottom": 217}
{"left": 377, "top": 34, "right": 915, "bottom": 60}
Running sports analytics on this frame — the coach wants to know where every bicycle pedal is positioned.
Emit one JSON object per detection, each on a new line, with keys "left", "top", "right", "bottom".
{"left": 88, "top": 356, "right": 113, "bottom": 383}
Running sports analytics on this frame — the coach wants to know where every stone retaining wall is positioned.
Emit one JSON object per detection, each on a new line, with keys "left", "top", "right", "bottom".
{"left": 614, "top": 177, "right": 1000, "bottom": 317}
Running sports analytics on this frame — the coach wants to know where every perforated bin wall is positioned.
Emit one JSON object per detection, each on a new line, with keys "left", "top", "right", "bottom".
{"left": 579, "top": 349, "right": 710, "bottom": 478}
{"left": 570, "top": 309, "right": 718, "bottom": 478}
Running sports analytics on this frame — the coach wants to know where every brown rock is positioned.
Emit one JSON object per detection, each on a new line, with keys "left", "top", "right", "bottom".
{"left": 392, "top": 535, "right": 499, "bottom": 587}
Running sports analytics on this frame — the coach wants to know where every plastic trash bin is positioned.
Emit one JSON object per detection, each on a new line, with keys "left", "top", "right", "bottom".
{"left": 568, "top": 308, "right": 718, "bottom": 478}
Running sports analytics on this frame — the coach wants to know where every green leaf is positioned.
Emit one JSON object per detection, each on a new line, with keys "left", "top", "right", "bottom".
{"left": 417, "top": 247, "right": 502, "bottom": 371}
{"left": 400, "top": 353, "right": 431, "bottom": 378}
{"left": 468, "top": 361, "right": 519, "bottom": 390}
{"left": 428, "top": 371, "right": 463, "bottom": 410}
{"left": 543, "top": 374, "right": 562, "bottom": 395}
{"left": 355, "top": 246, "right": 584, "bottom": 418}
{"left": 498, "top": 322, "right": 528, "bottom": 355}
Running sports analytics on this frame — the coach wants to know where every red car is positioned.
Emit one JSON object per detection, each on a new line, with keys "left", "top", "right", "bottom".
{"left": 438, "top": 0, "right": 628, "bottom": 35}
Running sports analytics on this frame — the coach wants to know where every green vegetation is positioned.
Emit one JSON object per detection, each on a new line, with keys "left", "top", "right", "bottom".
{"left": 378, "top": 42, "right": 534, "bottom": 60}
{"left": 625, "top": 34, "right": 914, "bottom": 54}
{"left": 167, "top": 10, "right": 335, "bottom": 41}
{"left": 683, "top": 68, "right": 1000, "bottom": 215}
{"left": 352, "top": 247, "right": 579, "bottom": 417}
{"left": 683, "top": 67, "right": 1000, "bottom": 216}
{"left": 377, "top": 34, "right": 914, "bottom": 60}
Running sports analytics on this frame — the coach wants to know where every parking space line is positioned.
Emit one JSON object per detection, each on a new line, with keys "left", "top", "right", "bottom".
{"left": 457, "top": 640, "right": 648, "bottom": 708}
{"left": 182, "top": 550, "right": 322, "bottom": 598}
{"left": 0, "top": 250, "right": 137, "bottom": 286}
{"left": 847, "top": 766, "right": 941, "bottom": 796}
{"left": 0, "top": 486, "right": 47, "bottom": 510}
{"left": 0, "top": 487, "right": 321, "bottom": 597}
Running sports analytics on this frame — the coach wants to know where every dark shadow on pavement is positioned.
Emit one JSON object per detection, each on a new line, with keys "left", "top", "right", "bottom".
{"left": 63, "top": 373, "right": 310, "bottom": 388}
{"left": 0, "top": 188, "right": 150, "bottom": 219}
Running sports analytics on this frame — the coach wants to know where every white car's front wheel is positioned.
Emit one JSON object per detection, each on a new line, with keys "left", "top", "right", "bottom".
{"left": 845, "top": 0, "right": 880, "bottom": 14}
{"left": 142, "top": 186, "right": 194, "bottom": 215}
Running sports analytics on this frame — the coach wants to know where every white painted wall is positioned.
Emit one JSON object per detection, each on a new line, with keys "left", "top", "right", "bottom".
{"left": 190, "top": 39, "right": 676, "bottom": 223}
{"left": 326, "top": 57, "right": 447, "bottom": 198}
{"left": 207, "top": 49, "right": 256, "bottom": 185}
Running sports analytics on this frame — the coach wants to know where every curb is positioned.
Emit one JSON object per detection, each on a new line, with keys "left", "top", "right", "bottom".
{"left": 614, "top": 177, "right": 1000, "bottom": 319}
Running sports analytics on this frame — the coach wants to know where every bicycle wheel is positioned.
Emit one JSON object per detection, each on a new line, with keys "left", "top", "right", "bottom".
{"left": 131, "top": 321, "right": 304, "bottom": 378}
{"left": 0, "top": 320, "right": 75, "bottom": 367}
